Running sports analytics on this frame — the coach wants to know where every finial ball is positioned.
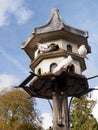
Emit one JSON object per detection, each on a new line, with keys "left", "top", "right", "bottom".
{"left": 51, "top": 8, "right": 59, "bottom": 14}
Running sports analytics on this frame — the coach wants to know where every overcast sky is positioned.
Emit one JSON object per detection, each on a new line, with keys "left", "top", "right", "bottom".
{"left": 0, "top": 0, "right": 98, "bottom": 129}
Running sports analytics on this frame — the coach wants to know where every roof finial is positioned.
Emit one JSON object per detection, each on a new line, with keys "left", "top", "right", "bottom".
{"left": 51, "top": 8, "right": 59, "bottom": 14}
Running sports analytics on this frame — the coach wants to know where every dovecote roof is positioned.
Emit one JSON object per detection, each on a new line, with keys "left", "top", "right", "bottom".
{"left": 32, "top": 8, "right": 88, "bottom": 37}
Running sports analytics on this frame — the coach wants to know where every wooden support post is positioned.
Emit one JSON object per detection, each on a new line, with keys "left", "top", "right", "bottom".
{"left": 52, "top": 90, "right": 69, "bottom": 130}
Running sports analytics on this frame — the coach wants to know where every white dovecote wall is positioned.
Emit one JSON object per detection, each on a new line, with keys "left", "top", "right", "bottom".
{"left": 34, "top": 57, "right": 81, "bottom": 75}
{"left": 34, "top": 39, "right": 82, "bottom": 75}
{"left": 42, "top": 39, "right": 78, "bottom": 53}
{"left": 34, "top": 39, "right": 78, "bottom": 59}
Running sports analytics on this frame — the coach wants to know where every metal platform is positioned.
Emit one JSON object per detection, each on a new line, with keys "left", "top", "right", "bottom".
{"left": 22, "top": 70, "right": 89, "bottom": 99}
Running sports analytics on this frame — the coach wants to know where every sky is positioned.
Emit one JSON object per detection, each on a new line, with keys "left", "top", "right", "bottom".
{"left": 0, "top": 0, "right": 98, "bottom": 129}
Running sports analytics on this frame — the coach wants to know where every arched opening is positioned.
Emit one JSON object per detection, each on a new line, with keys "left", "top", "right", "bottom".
{"left": 67, "top": 44, "right": 72, "bottom": 52}
{"left": 66, "top": 64, "right": 75, "bottom": 73}
{"left": 37, "top": 68, "right": 41, "bottom": 75}
{"left": 50, "top": 63, "right": 57, "bottom": 73}
{"left": 70, "top": 64, "right": 75, "bottom": 73}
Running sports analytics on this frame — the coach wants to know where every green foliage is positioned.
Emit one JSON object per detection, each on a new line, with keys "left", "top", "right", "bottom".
{"left": 0, "top": 89, "right": 42, "bottom": 129}
{"left": 70, "top": 95, "right": 98, "bottom": 130}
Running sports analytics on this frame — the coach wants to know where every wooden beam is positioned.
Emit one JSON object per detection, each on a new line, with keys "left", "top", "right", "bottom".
{"left": 52, "top": 90, "right": 69, "bottom": 130}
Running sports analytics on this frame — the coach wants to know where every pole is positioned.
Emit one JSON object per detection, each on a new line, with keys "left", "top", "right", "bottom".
{"left": 52, "top": 89, "right": 69, "bottom": 130}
